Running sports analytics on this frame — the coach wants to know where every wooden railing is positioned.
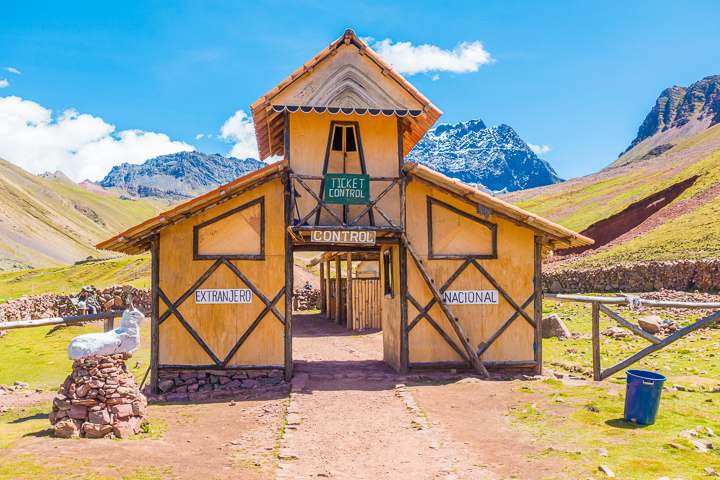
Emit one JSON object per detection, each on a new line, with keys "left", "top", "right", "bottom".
{"left": 289, "top": 173, "right": 404, "bottom": 232}
{"left": 0, "top": 309, "right": 152, "bottom": 332}
{"left": 544, "top": 294, "right": 720, "bottom": 381}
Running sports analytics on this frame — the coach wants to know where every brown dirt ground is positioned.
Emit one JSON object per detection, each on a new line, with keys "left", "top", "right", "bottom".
{"left": 2, "top": 313, "right": 569, "bottom": 479}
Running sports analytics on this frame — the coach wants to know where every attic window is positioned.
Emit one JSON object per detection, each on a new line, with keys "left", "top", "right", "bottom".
{"left": 330, "top": 125, "right": 357, "bottom": 152}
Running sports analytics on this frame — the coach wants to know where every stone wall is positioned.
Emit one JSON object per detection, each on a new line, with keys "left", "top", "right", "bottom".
{"left": 0, "top": 285, "right": 151, "bottom": 324}
{"left": 544, "top": 259, "right": 720, "bottom": 294}
{"left": 292, "top": 288, "right": 321, "bottom": 311}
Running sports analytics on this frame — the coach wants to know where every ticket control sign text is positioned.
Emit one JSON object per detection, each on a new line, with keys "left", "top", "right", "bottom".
{"left": 324, "top": 173, "right": 370, "bottom": 205}
{"left": 195, "top": 289, "right": 252, "bottom": 304}
{"left": 443, "top": 290, "right": 499, "bottom": 305}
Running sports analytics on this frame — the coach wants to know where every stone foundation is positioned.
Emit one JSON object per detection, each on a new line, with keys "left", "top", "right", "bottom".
{"left": 146, "top": 368, "right": 289, "bottom": 403}
{"left": 50, "top": 354, "right": 148, "bottom": 439}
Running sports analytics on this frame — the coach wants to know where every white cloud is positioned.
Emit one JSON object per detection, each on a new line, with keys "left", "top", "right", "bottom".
{"left": 528, "top": 143, "right": 552, "bottom": 155}
{"left": 220, "top": 110, "right": 259, "bottom": 160}
{"left": 195, "top": 133, "right": 204, "bottom": 139}
{"left": 0, "top": 95, "right": 194, "bottom": 181}
{"left": 365, "top": 38, "right": 494, "bottom": 76}
{"left": 0, "top": 79, "right": 8, "bottom": 88}
{"left": 4, "top": 67, "right": 21, "bottom": 75}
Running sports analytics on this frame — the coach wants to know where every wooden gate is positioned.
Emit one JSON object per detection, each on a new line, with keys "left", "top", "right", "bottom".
{"left": 352, "top": 278, "right": 381, "bottom": 329}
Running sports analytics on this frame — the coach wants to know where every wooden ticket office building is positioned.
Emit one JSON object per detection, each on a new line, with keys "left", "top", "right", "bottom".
{"left": 99, "top": 29, "right": 592, "bottom": 392}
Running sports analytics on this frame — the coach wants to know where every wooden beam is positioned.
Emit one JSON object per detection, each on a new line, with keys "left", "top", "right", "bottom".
{"left": 0, "top": 308, "right": 152, "bottom": 331}
{"left": 591, "top": 301, "right": 601, "bottom": 381}
{"left": 150, "top": 237, "right": 160, "bottom": 394}
{"left": 325, "top": 259, "right": 332, "bottom": 319}
{"left": 545, "top": 293, "right": 720, "bottom": 309}
{"left": 599, "top": 304, "right": 662, "bottom": 345}
{"left": 402, "top": 234, "right": 490, "bottom": 379}
{"left": 319, "top": 261, "right": 325, "bottom": 314}
{"left": 347, "top": 252, "right": 353, "bottom": 331}
{"left": 533, "top": 239, "right": 543, "bottom": 375}
{"left": 335, "top": 256, "right": 341, "bottom": 325}
{"left": 284, "top": 172, "right": 294, "bottom": 382}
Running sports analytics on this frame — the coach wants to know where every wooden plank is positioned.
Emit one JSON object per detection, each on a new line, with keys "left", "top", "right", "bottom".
{"left": 335, "top": 256, "right": 341, "bottom": 325}
{"left": 325, "top": 260, "right": 332, "bottom": 319}
{"left": 160, "top": 364, "right": 284, "bottom": 370}
{"left": 545, "top": 294, "right": 720, "bottom": 309}
{"left": 477, "top": 294, "right": 535, "bottom": 356}
{"left": 592, "top": 301, "right": 601, "bottom": 381}
{"left": 407, "top": 293, "right": 472, "bottom": 365}
{"left": 284, "top": 172, "right": 294, "bottom": 382}
{"left": 347, "top": 252, "right": 353, "bottom": 330}
{"left": 533, "top": 239, "right": 543, "bottom": 375}
{"left": 319, "top": 262, "right": 325, "bottom": 314}
{"left": 0, "top": 309, "right": 152, "bottom": 331}
{"left": 471, "top": 260, "right": 536, "bottom": 328}
{"left": 599, "top": 304, "right": 661, "bottom": 345}
{"left": 399, "top": 239, "right": 409, "bottom": 373}
{"left": 601, "top": 309, "right": 720, "bottom": 379}
{"left": 403, "top": 234, "right": 490, "bottom": 378}
{"left": 158, "top": 258, "right": 224, "bottom": 324}
{"left": 151, "top": 237, "right": 160, "bottom": 394}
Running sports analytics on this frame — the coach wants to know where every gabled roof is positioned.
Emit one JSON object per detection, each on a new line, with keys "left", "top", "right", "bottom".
{"left": 251, "top": 28, "right": 443, "bottom": 161}
{"left": 403, "top": 162, "right": 593, "bottom": 250}
{"left": 97, "top": 161, "right": 287, "bottom": 255}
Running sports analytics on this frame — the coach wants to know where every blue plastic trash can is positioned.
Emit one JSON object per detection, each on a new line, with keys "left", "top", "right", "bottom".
{"left": 623, "top": 369, "right": 666, "bottom": 425}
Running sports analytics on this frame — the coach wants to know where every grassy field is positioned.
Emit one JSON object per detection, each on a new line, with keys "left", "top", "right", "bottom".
{"left": 0, "top": 255, "right": 151, "bottom": 303}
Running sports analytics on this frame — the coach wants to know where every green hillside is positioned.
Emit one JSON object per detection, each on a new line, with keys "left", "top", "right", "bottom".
{"left": 501, "top": 126, "right": 720, "bottom": 268}
{"left": 0, "top": 255, "right": 151, "bottom": 303}
{"left": 0, "top": 157, "right": 159, "bottom": 270}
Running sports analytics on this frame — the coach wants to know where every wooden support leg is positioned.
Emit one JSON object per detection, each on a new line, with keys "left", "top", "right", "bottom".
{"left": 319, "top": 262, "right": 325, "bottom": 314}
{"left": 399, "top": 243, "right": 409, "bottom": 374}
{"left": 103, "top": 318, "right": 114, "bottom": 332}
{"left": 402, "top": 235, "right": 490, "bottom": 379}
{"left": 347, "top": 252, "right": 353, "bottom": 331}
{"left": 592, "top": 301, "right": 601, "bottom": 381}
{"left": 335, "top": 256, "right": 341, "bottom": 325}
{"left": 533, "top": 239, "right": 543, "bottom": 375}
{"left": 284, "top": 176, "right": 294, "bottom": 382}
{"left": 150, "top": 237, "right": 160, "bottom": 394}
{"left": 325, "top": 260, "right": 331, "bottom": 319}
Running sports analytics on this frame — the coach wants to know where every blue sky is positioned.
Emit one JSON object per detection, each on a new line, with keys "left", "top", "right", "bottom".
{"left": 2, "top": 1, "right": 720, "bottom": 181}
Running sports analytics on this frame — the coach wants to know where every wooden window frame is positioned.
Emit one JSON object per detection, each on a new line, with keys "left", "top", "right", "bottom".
{"left": 192, "top": 196, "right": 265, "bottom": 261}
{"left": 383, "top": 248, "right": 394, "bottom": 298}
{"left": 426, "top": 196, "right": 498, "bottom": 260}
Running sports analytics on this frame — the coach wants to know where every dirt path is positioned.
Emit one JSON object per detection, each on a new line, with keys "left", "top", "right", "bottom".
{"left": 276, "top": 314, "right": 560, "bottom": 479}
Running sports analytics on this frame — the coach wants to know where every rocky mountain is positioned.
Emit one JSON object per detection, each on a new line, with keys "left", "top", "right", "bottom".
{"left": 99, "top": 151, "right": 266, "bottom": 200}
{"left": 611, "top": 75, "right": 720, "bottom": 168}
{"left": 0, "top": 157, "right": 158, "bottom": 270}
{"left": 405, "top": 119, "right": 562, "bottom": 193}
{"left": 39, "top": 171, "right": 78, "bottom": 188}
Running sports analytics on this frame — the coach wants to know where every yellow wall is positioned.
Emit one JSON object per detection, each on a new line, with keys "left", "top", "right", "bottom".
{"left": 288, "top": 111, "right": 401, "bottom": 228}
{"left": 380, "top": 244, "right": 401, "bottom": 370}
{"left": 405, "top": 181, "right": 536, "bottom": 364}
{"left": 158, "top": 180, "right": 286, "bottom": 367}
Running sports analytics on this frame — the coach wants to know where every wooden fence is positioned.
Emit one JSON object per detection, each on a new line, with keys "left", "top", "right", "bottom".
{"left": 0, "top": 309, "right": 152, "bottom": 332}
{"left": 352, "top": 278, "right": 381, "bottom": 329}
{"left": 544, "top": 294, "right": 720, "bottom": 381}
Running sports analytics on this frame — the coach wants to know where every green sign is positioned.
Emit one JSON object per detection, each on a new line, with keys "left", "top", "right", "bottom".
{"left": 324, "top": 173, "right": 370, "bottom": 205}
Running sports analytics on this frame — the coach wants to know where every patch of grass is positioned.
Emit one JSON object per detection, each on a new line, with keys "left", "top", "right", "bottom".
{"left": 0, "top": 321, "right": 151, "bottom": 389}
{"left": 0, "top": 255, "right": 151, "bottom": 303}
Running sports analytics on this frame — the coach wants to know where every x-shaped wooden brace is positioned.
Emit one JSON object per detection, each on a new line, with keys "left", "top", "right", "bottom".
{"left": 292, "top": 176, "right": 401, "bottom": 230}
{"left": 158, "top": 257, "right": 285, "bottom": 368}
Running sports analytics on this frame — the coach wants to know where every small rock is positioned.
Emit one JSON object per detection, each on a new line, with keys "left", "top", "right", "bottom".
{"left": 567, "top": 449, "right": 582, "bottom": 454}
{"left": 705, "top": 467, "right": 719, "bottom": 476}
{"left": 229, "top": 400, "right": 236, "bottom": 406}
{"left": 638, "top": 316, "right": 662, "bottom": 334}
{"left": 674, "top": 384, "right": 686, "bottom": 391}
{"left": 688, "top": 439, "right": 707, "bottom": 452}
{"left": 542, "top": 314, "right": 572, "bottom": 340}
{"left": 596, "top": 447, "right": 608, "bottom": 457}
{"left": 666, "top": 443, "right": 686, "bottom": 450}
{"left": 556, "top": 397, "right": 566, "bottom": 403}
{"left": 598, "top": 464, "right": 615, "bottom": 477}
{"left": 679, "top": 428, "right": 698, "bottom": 438}
{"left": 286, "top": 413, "right": 302, "bottom": 425}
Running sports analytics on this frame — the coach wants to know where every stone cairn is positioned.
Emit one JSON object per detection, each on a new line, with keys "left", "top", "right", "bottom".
{"left": 50, "top": 354, "right": 148, "bottom": 439}
{"left": 292, "top": 288, "right": 321, "bottom": 311}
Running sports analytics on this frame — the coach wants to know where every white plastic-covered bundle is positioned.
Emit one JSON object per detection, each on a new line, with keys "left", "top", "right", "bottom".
{"left": 67, "top": 308, "right": 144, "bottom": 360}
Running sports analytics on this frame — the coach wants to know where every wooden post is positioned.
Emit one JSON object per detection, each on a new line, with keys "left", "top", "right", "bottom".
{"left": 319, "top": 262, "right": 325, "bottom": 314}
{"left": 284, "top": 173, "right": 294, "bottom": 382}
{"left": 335, "top": 255, "right": 341, "bottom": 325}
{"left": 533, "top": 238, "right": 543, "bottom": 375}
{"left": 325, "top": 259, "right": 332, "bottom": 319}
{"left": 103, "top": 317, "right": 114, "bottom": 332}
{"left": 150, "top": 236, "right": 160, "bottom": 394}
{"left": 347, "top": 252, "right": 353, "bottom": 330}
{"left": 592, "top": 301, "right": 601, "bottom": 381}
{"left": 399, "top": 243, "right": 409, "bottom": 374}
